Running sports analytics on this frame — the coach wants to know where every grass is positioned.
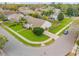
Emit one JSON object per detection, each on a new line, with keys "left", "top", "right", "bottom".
{"left": 10, "top": 24, "right": 23, "bottom": 32}
{"left": 18, "top": 29, "right": 49, "bottom": 42}
{"left": 3, "top": 21, "right": 54, "bottom": 46}
{"left": 58, "top": 26, "right": 69, "bottom": 36}
{"left": 1, "top": 25, "right": 53, "bottom": 47}
{"left": 4, "top": 21, "right": 49, "bottom": 42}
{"left": 1, "top": 25, "right": 41, "bottom": 47}
{"left": 49, "top": 18, "right": 72, "bottom": 34}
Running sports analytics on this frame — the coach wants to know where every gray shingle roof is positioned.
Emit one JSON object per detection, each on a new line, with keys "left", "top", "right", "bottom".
{"left": 24, "top": 16, "right": 45, "bottom": 27}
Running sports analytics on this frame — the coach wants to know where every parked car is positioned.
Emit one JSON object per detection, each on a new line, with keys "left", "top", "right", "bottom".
{"left": 64, "top": 30, "right": 68, "bottom": 35}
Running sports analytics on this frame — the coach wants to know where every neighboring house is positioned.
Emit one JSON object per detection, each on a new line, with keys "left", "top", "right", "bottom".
{"left": 50, "top": 9, "right": 61, "bottom": 20}
{"left": 24, "top": 16, "right": 51, "bottom": 29}
{"left": 18, "top": 7, "right": 34, "bottom": 15}
{"left": 0, "top": 9, "right": 16, "bottom": 16}
{"left": 3, "top": 10, "right": 16, "bottom": 16}
{"left": 7, "top": 13, "right": 24, "bottom": 22}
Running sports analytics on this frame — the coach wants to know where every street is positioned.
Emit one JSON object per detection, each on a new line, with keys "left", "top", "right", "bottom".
{"left": 0, "top": 26, "right": 77, "bottom": 56}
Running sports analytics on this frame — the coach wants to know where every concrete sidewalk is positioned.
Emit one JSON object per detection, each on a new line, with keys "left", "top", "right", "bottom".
{"left": 0, "top": 26, "right": 76, "bottom": 56}
{"left": 2, "top": 25, "right": 53, "bottom": 45}
{"left": 56, "top": 21, "right": 73, "bottom": 35}
{"left": 44, "top": 31, "right": 59, "bottom": 40}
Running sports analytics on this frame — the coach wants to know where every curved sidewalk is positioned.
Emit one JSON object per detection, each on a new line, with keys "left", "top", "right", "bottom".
{"left": 2, "top": 25, "right": 53, "bottom": 44}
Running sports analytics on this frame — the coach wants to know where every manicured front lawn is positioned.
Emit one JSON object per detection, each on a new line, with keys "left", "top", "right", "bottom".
{"left": 1, "top": 25, "right": 41, "bottom": 47}
{"left": 10, "top": 24, "right": 23, "bottom": 32}
{"left": 58, "top": 26, "right": 69, "bottom": 36}
{"left": 49, "top": 18, "right": 72, "bottom": 34}
{"left": 18, "top": 29, "right": 49, "bottom": 42}
{"left": 4, "top": 21, "right": 49, "bottom": 42}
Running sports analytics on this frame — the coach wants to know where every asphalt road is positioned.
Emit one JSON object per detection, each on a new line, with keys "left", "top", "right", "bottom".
{"left": 0, "top": 26, "right": 77, "bottom": 56}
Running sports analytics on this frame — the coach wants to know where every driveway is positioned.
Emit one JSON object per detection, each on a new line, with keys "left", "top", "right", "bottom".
{"left": 0, "top": 26, "right": 77, "bottom": 56}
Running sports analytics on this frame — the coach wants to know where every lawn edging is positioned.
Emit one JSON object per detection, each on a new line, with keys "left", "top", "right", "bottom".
{"left": 1, "top": 24, "right": 54, "bottom": 47}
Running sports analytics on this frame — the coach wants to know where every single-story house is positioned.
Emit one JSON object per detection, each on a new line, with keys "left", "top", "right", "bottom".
{"left": 50, "top": 9, "right": 61, "bottom": 20}
{"left": 24, "top": 16, "right": 51, "bottom": 29}
{"left": 0, "top": 9, "right": 16, "bottom": 16}
{"left": 7, "top": 13, "right": 24, "bottom": 22}
{"left": 18, "top": 7, "right": 34, "bottom": 15}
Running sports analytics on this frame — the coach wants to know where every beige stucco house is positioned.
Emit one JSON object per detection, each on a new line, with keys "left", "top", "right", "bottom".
{"left": 18, "top": 7, "right": 34, "bottom": 15}
{"left": 7, "top": 13, "right": 24, "bottom": 22}
{"left": 24, "top": 16, "right": 51, "bottom": 29}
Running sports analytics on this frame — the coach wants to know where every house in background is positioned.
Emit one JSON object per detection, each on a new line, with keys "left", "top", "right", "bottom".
{"left": 50, "top": 9, "right": 61, "bottom": 20}
{"left": 24, "top": 16, "right": 51, "bottom": 29}
{"left": 7, "top": 13, "right": 24, "bottom": 22}
{"left": 18, "top": 7, "right": 34, "bottom": 15}
{"left": 0, "top": 9, "right": 16, "bottom": 16}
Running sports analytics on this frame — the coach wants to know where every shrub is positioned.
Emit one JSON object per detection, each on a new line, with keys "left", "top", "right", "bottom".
{"left": 42, "top": 16, "right": 49, "bottom": 20}
{"left": 32, "top": 27, "right": 44, "bottom": 36}
{"left": 57, "top": 12, "right": 64, "bottom": 21}
{"left": 76, "top": 40, "right": 79, "bottom": 46}
{"left": 29, "top": 13, "right": 40, "bottom": 18}
{"left": 0, "top": 34, "right": 8, "bottom": 49}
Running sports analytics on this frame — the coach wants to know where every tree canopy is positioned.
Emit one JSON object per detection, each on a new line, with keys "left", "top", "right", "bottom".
{"left": 32, "top": 27, "right": 44, "bottom": 36}
{"left": 57, "top": 12, "right": 64, "bottom": 21}
{"left": 0, "top": 34, "right": 8, "bottom": 49}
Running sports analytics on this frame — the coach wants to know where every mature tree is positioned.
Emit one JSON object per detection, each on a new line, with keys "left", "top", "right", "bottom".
{"left": 66, "top": 7, "right": 74, "bottom": 17}
{"left": 29, "top": 13, "right": 40, "bottom": 18}
{"left": 32, "top": 27, "right": 44, "bottom": 36}
{"left": 0, "top": 34, "right": 8, "bottom": 49}
{"left": 76, "top": 40, "right": 79, "bottom": 46}
{"left": 73, "top": 8, "right": 79, "bottom": 16}
{"left": 42, "top": 16, "right": 49, "bottom": 20}
{"left": 57, "top": 12, "right": 64, "bottom": 21}
{"left": 0, "top": 14, "right": 6, "bottom": 20}
{"left": 41, "top": 10, "right": 53, "bottom": 16}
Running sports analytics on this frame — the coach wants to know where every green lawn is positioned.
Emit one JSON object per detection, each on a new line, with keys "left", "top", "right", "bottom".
{"left": 49, "top": 18, "right": 72, "bottom": 34}
{"left": 58, "top": 26, "right": 69, "bottom": 36}
{"left": 4, "top": 21, "right": 49, "bottom": 42}
{"left": 10, "top": 24, "right": 23, "bottom": 32}
{"left": 1, "top": 25, "right": 41, "bottom": 47}
{"left": 18, "top": 29, "right": 48, "bottom": 42}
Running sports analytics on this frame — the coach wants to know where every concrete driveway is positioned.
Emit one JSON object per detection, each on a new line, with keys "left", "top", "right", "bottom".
{"left": 0, "top": 26, "right": 77, "bottom": 56}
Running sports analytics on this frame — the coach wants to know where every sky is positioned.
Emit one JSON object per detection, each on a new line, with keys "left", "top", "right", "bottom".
{"left": 0, "top": 0, "right": 79, "bottom": 3}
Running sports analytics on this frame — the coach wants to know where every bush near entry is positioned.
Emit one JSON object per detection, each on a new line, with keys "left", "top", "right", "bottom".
{"left": 76, "top": 40, "right": 79, "bottom": 46}
{"left": 57, "top": 12, "right": 64, "bottom": 21}
{"left": 32, "top": 27, "right": 44, "bottom": 36}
